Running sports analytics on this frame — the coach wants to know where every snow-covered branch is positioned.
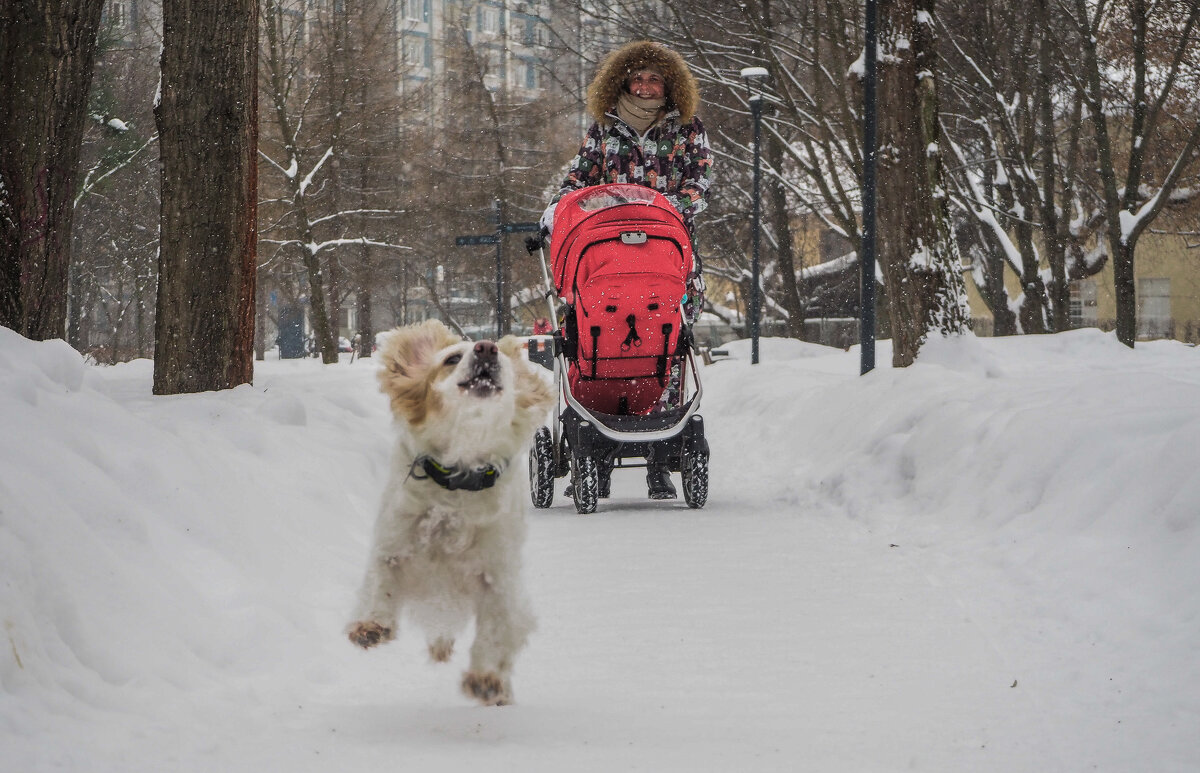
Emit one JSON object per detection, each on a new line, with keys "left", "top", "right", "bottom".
{"left": 299, "top": 147, "right": 334, "bottom": 197}
{"left": 261, "top": 237, "right": 412, "bottom": 255}
{"left": 75, "top": 134, "right": 158, "bottom": 207}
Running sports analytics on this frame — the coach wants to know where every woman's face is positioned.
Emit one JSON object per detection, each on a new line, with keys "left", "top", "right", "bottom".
{"left": 627, "top": 70, "right": 666, "bottom": 100}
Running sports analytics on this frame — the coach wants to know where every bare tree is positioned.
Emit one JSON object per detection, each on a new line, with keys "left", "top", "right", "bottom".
{"left": 71, "top": 9, "right": 162, "bottom": 361}
{"left": 259, "top": 0, "right": 411, "bottom": 363}
{"left": 153, "top": 0, "right": 258, "bottom": 393}
{"left": 423, "top": 6, "right": 575, "bottom": 336}
{"left": 0, "top": 0, "right": 105, "bottom": 339}
{"left": 939, "top": 0, "right": 1103, "bottom": 336}
{"left": 1052, "top": 0, "right": 1200, "bottom": 347}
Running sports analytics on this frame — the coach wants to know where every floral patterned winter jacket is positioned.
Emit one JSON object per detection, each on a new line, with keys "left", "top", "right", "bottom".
{"left": 554, "top": 111, "right": 713, "bottom": 232}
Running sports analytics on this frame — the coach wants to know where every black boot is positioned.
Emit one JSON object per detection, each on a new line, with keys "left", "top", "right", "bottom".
{"left": 646, "top": 463, "right": 676, "bottom": 500}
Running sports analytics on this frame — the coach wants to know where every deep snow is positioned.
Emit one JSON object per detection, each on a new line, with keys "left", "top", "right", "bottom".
{"left": 2, "top": 325, "right": 1198, "bottom": 772}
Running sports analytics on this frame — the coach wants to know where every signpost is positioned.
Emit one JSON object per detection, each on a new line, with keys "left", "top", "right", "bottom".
{"left": 454, "top": 235, "right": 499, "bottom": 246}
{"left": 454, "top": 197, "right": 539, "bottom": 338}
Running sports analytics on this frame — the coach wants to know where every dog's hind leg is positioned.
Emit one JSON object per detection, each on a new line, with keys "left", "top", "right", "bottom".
{"left": 428, "top": 636, "right": 455, "bottom": 662}
{"left": 413, "top": 601, "right": 468, "bottom": 663}
{"left": 461, "top": 577, "right": 535, "bottom": 706}
{"left": 347, "top": 553, "right": 406, "bottom": 649}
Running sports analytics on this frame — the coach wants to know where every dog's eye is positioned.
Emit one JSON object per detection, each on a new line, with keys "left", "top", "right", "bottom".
{"left": 443, "top": 353, "right": 462, "bottom": 366}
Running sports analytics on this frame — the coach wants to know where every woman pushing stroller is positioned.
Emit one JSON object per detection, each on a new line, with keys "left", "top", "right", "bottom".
{"left": 542, "top": 40, "right": 713, "bottom": 501}
{"left": 541, "top": 40, "right": 712, "bottom": 238}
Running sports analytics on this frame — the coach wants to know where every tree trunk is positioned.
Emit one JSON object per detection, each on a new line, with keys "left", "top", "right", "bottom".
{"left": 254, "top": 273, "right": 267, "bottom": 361}
{"left": 876, "top": 0, "right": 969, "bottom": 367}
{"left": 765, "top": 130, "right": 806, "bottom": 340}
{"left": 1113, "top": 240, "right": 1137, "bottom": 345}
{"left": 966, "top": 215, "right": 1018, "bottom": 337}
{"left": 0, "top": 0, "right": 104, "bottom": 339}
{"left": 356, "top": 149, "right": 374, "bottom": 359}
{"left": 153, "top": 0, "right": 258, "bottom": 393}
{"left": 1033, "top": 1, "right": 1070, "bottom": 333}
{"left": 357, "top": 288, "right": 373, "bottom": 359}
{"left": 1013, "top": 219, "right": 1049, "bottom": 335}
{"left": 298, "top": 244, "right": 339, "bottom": 364}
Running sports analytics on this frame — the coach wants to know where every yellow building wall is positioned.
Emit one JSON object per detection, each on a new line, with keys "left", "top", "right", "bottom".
{"left": 1105, "top": 234, "right": 1200, "bottom": 342}
{"left": 964, "top": 232, "right": 1200, "bottom": 343}
{"left": 737, "top": 216, "right": 1198, "bottom": 344}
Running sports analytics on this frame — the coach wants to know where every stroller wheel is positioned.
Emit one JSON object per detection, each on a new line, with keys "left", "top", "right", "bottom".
{"left": 529, "top": 426, "right": 555, "bottom": 509}
{"left": 681, "top": 442, "right": 709, "bottom": 509}
{"left": 570, "top": 454, "right": 599, "bottom": 514}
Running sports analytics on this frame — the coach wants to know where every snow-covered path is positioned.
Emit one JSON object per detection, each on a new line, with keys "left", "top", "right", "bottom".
{"left": 3, "top": 328, "right": 1198, "bottom": 772}
{"left": 520, "top": 497, "right": 1043, "bottom": 772}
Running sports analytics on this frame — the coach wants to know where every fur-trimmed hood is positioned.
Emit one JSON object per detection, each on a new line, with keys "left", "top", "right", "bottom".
{"left": 586, "top": 41, "right": 700, "bottom": 125}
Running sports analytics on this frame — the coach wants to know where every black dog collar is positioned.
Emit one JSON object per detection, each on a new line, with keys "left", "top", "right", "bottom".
{"left": 409, "top": 455, "right": 503, "bottom": 492}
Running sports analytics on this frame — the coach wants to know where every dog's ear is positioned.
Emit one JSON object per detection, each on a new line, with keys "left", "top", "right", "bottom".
{"left": 380, "top": 320, "right": 458, "bottom": 375}
{"left": 496, "top": 335, "right": 526, "bottom": 362}
{"left": 378, "top": 320, "right": 461, "bottom": 425}
{"left": 499, "top": 335, "right": 556, "bottom": 428}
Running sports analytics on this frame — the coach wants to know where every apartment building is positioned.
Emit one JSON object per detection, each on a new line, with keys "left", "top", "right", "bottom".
{"left": 396, "top": 0, "right": 555, "bottom": 104}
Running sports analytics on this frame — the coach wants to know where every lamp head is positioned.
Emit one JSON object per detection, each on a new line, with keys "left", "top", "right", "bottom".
{"left": 739, "top": 66, "right": 769, "bottom": 102}
{"left": 739, "top": 66, "right": 769, "bottom": 82}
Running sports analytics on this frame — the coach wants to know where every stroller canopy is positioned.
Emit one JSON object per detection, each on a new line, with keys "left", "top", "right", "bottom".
{"left": 550, "top": 183, "right": 693, "bottom": 304}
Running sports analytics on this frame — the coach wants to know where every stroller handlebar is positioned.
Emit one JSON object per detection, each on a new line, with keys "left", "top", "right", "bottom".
{"left": 525, "top": 225, "right": 551, "bottom": 254}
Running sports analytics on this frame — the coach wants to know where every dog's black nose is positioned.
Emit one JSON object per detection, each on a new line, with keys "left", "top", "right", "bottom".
{"left": 474, "top": 340, "right": 498, "bottom": 363}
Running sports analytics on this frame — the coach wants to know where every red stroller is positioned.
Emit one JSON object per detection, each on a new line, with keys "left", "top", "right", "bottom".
{"left": 527, "top": 183, "right": 709, "bottom": 513}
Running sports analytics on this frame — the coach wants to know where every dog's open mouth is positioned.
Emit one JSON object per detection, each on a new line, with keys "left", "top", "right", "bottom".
{"left": 459, "top": 367, "right": 501, "bottom": 396}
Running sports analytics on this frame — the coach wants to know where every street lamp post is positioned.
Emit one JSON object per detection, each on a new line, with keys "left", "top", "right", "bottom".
{"left": 860, "top": 0, "right": 878, "bottom": 375}
{"left": 494, "top": 198, "right": 504, "bottom": 339}
{"left": 740, "top": 66, "right": 769, "bottom": 365}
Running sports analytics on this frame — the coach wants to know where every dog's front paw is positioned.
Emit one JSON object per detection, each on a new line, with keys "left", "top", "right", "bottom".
{"left": 348, "top": 621, "right": 394, "bottom": 649}
{"left": 462, "top": 671, "right": 512, "bottom": 706}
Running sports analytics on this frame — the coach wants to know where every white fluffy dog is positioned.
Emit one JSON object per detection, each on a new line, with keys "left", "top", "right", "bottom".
{"left": 347, "top": 320, "right": 555, "bottom": 706}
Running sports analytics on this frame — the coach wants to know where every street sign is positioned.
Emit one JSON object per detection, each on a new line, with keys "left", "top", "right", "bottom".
{"left": 455, "top": 234, "right": 500, "bottom": 246}
{"left": 454, "top": 215, "right": 535, "bottom": 339}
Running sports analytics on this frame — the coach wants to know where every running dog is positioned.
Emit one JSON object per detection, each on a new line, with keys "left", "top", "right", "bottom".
{"left": 347, "top": 320, "right": 555, "bottom": 706}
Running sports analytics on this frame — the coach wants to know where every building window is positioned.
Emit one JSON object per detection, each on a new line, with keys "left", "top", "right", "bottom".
{"left": 404, "top": 0, "right": 427, "bottom": 23}
{"left": 521, "top": 59, "right": 539, "bottom": 89}
{"left": 1137, "top": 277, "right": 1171, "bottom": 339}
{"left": 105, "top": 0, "right": 129, "bottom": 29}
{"left": 403, "top": 35, "right": 428, "bottom": 68}
{"left": 479, "top": 6, "right": 500, "bottom": 34}
{"left": 519, "top": 17, "right": 549, "bottom": 47}
{"left": 1069, "top": 279, "right": 1098, "bottom": 329}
